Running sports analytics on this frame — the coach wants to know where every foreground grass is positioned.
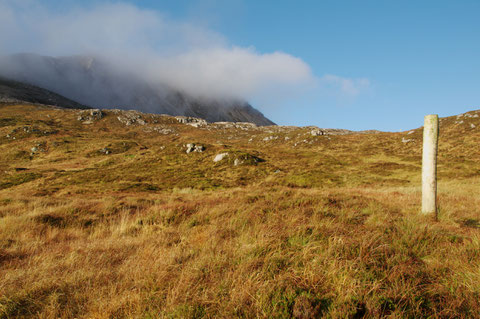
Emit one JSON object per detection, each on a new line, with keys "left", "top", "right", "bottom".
{"left": 1, "top": 185, "right": 480, "bottom": 318}
{"left": 1, "top": 104, "right": 480, "bottom": 317}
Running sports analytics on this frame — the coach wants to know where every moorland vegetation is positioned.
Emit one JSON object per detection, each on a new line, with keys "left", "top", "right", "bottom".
{"left": 1, "top": 104, "right": 480, "bottom": 318}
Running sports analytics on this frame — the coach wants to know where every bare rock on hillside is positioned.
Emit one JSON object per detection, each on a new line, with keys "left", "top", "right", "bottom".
{"left": 114, "top": 110, "right": 146, "bottom": 126}
{"left": 99, "top": 147, "right": 111, "bottom": 155}
{"left": 213, "top": 152, "right": 264, "bottom": 165}
{"left": 263, "top": 135, "right": 278, "bottom": 141}
{"left": 310, "top": 128, "right": 324, "bottom": 136}
{"left": 234, "top": 153, "right": 264, "bottom": 166}
{"left": 185, "top": 143, "right": 205, "bottom": 154}
{"left": 148, "top": 126, "right": 175, "bottom": 135}
{"left": 6, "top": 126, "right": 58, "bottom": 140}
{"left": 213, "top": 153, "right": 229, "bottom": 162}
{"left": 30, "top": 142, "right": 47, "bottom": 155}
{"left": 212, "top": 122, "right": 258, "bottom": 130}
{"left": 77, "top": 109, "right": 103, "bottom": 124}
{"left": 175, "top": 116, "right": 207, "bottom": 127}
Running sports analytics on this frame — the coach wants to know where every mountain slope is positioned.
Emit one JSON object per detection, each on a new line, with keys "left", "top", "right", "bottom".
{"left": 0, "top": 77, "right": 89, "bottom": 109}
{"left": 0, "top": 53, "right": 275, "bottom": 125}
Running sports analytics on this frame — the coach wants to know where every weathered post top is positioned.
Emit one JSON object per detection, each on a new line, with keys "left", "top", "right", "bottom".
{"left": 422, "top": 114, "right": 439, "bottom": 216}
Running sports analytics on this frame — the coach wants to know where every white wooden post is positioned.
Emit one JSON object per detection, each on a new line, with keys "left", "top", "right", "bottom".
{"left": 422, "top": 114, "right": 439, "bottom": 215}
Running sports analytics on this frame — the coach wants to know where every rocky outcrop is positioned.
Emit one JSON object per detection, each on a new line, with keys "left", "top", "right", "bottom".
{"left": 185, "top": 144, "right": 205, "bottom": 154}
{"left": 213, "top": 152, "right": 264, "bottom": 165}
{"left": 175, "top": 116, "right": 207, "bottom": 127}
{"left": 77, "top": 109, "right": 103, "bottom": 124}
{"left": 114, "top": 110, "right": 147, "bottom": 126}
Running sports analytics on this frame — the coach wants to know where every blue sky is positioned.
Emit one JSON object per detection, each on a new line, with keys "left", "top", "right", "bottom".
{"left": 3, "top": 0, "right": 480, "bottom": 131}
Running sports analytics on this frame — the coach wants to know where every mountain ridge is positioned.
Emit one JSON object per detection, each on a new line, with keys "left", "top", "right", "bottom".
{"left": 0, "top": 53, "right": 275, "bottom": 126}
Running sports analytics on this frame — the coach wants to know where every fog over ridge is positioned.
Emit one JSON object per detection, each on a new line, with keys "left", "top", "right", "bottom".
{"left": 0, "top": 0, "right": 370, "bottom": 122}
{"left": 0, "top": 1, "right": 316, "bottom": 103}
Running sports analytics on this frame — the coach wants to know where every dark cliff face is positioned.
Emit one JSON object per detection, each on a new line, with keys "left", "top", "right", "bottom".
{"left": 0, "top": 53, "right": 275, "bottom": 126}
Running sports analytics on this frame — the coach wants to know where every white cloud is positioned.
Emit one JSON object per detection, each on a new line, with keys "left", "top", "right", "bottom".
{"left": 144, "top": 47, "right": 313, "bottom": 99}
{"left": 0, "top": 0, "right": 368, "bottom": 104}
{"left": 321, "top": 74, "right": 371, "bottom": 97}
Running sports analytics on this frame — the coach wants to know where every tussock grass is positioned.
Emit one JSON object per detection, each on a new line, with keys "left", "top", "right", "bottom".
{"left": 1, "top": 188, "right": 479, "bottom": 318}
{"left": 1, "top": 105, "right": 480, "bottom": 317}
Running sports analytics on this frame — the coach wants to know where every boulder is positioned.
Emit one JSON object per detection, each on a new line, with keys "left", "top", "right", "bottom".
{"left": 185, "top": 143, "right": 205, "bottom": 154}
{"left": 310, "top": 129, "right": 324, "bottom": 136}
{"left": 175, "top": 116, "right": 207, "bottom": 127}
{"left": 213, "top": 153, "right": 229, "bottom": 162}
{"left": 113, "top": 110, "right": 148, "bottom": 126}
{"left": 77, "top": 109, "right": 103, "bottom": 123}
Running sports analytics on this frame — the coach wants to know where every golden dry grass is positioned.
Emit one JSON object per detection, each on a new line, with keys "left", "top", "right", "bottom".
{"left": 1, "top": 104, "right": 480, "bottom": 318}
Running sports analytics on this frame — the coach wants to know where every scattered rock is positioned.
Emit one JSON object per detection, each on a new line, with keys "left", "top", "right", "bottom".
{"left": 152, "top": 127, "right": 174, "bottom": 135}
{"left": 212, "top": 122, "right": 235, "bottom": 129}
{"left": 99, "top": 147, "right": 111, "bottom": 155}
{"left": 471, "top": 123, "right": 476, "bottom": 128}
{"left": 185, "top": 143, "right": 205, "bottom": 154}
{"left": 234, "top": 153, "right": 264, "bottom": 166}
{"left": 6, "top": 126, "right": 58, "bottom": 139}
{"left": 213, "top": 153, "right": 229, "bottom": 162}
{"left": 30, "top": 142, "right": 47, "bottom": 155}
{"left": 175, "top": 116, "right": 207, "bottom": 127}
{"left": 263, "top": 135, "right": 278, "bottom": 141}
{"left": 402, "top": 138, "right": 413, "bottom": 143}
{"left": 77, "top": 109, "right": 103, "bottom": 124}
{"left": 303, "top": 126, "right": 352, "bottom": 136}
{"left": 407, "top": 130, "right": 415, "bottom": 135}
{"left": 234, "top": 122, "right": 257, "bottom": 130}
{"left": 114, "top": 110, "right": 148, "bottom": 126}
{"left": 91, "top": 142, "right": 137, "bottom": 156}
{"left": 211, "top": 122, "right": 258, "bottom": 130}
{"left": 186, "top": 143, "right": 195, "bottom": 154}
{"left": 310, "top": 129, "right": 324, "bottom": 136}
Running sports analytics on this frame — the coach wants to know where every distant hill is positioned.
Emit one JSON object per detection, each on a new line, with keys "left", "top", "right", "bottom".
{"left": 0, "top": 77, "right": 89, "bottom": 109}
{"left": 0, "top": 53, "right": 275, "bottom": 126}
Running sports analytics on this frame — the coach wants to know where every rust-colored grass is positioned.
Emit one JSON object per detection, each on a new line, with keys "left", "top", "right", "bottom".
{"left": 1, "top": 104, "right": 480, "bottom": 318}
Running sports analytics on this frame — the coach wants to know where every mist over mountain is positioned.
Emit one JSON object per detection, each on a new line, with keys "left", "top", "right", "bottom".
{"left": 0, "top": 53, "right": 275, "bottom": 125}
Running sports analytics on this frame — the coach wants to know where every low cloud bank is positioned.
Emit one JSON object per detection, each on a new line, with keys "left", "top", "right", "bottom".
{"left": 0, "top": 0, "right": 369, "bottom": 105}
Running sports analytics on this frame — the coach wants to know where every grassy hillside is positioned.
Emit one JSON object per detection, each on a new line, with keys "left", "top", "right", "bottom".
{"left": 1, "top": 104, "right": 480, "bottom": 318}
